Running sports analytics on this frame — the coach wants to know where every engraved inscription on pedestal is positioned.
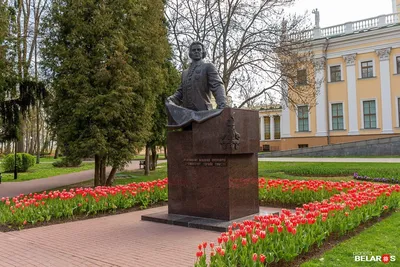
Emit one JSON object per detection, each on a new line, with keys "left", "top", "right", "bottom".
{"left": 184, "top": 158, "right": 227, "bottom": 167}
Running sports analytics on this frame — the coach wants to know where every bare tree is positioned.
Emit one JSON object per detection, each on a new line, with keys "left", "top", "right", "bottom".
{"left": 6, "top": 0, "right": 49, "bottom": 152}
{"left": 165, "top": 0, "right": 318, "bottom": 108}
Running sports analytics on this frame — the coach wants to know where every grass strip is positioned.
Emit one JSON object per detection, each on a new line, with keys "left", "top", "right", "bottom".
{"left": 301, "top": 210, "right": 400, "bottom": 267}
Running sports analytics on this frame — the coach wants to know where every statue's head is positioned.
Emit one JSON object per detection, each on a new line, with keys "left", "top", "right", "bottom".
{"left": 189, "top": 41, "right": 206, "bottom": 61}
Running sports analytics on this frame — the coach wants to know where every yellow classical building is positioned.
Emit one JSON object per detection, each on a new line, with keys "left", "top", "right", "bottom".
{"left": 260, "top": 0, "right": 400, "bottom": 151}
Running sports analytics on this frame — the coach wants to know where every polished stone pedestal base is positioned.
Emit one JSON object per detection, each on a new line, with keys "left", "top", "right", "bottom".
{"left": 142, "top": 206, "right": 280, "bottom": 232}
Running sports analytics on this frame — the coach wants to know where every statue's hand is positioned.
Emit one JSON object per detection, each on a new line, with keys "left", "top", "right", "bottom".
{"left": 217, "top": 103, "right": 226, "bottom": 109}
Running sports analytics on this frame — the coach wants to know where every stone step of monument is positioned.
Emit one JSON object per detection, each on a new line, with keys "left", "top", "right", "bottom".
{"left": 142, "top": 206, "right": 287, "bottom": 232}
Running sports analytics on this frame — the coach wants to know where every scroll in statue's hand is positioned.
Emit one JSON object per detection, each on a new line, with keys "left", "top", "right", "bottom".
{"left": 167, "top": 96, "right": 181, "bottom": 106}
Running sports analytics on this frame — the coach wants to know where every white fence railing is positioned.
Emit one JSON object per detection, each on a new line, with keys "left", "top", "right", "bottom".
{"left": 299, "top": 12, "right": 400, "bottom": 40}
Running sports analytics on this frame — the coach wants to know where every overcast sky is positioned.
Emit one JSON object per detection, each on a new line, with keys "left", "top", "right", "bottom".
{"left": 289, "top": 0, "right": 393, "bottom": 28}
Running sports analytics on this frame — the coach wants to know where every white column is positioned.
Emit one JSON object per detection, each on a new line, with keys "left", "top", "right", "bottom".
{"left": 376, "top": 48, "right": 393, "bottom": 133}
{"left": 393, "top": 0, "right": 397, "bottom": 13}
{"left": 343, "top": 54, "right": 359, "bottom": 135}
{"left": 270, "top": 115, "right": 275, "bottom": 140}
{"left": 259, "top": 116, "right": 265, "bottom": 141}
{"left": 281, "top": 80, "right": 291, "bottom": 138}
{"left": 278, "top": 115, "right": 282, "bottom": 139}
{"left": 314, "top": 57, "right": 327, "bottom": 136}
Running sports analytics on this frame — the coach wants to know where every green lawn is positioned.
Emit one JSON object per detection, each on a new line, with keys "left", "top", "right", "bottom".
{"left": 115, "top": 163, "right": 167, "bottom": 184}
{"left": 258, "top": 162, "right": 400, "bottom": 179}
{"left": 1, "top": 162, "right": 95, "bottom": 182}
{"left": 36, "top": 157, "right": 62, "bottom": 163}
{"left": 302, "top": 211, "right": 400, "bottom": 267}
{"left": 132, "top": 154, "right": 166, "bottom": 160}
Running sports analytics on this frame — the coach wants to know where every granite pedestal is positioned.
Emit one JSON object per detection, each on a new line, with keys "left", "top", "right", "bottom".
{"left": 143, "top": 108, "right": 263, "bottom": 230}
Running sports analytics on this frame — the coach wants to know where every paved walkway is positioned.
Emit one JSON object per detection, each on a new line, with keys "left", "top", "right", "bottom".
{"left": 0, "top": 161, "right": 156, "bottom": 198}
{"left": 0, "top": 205, "right": 225, "bottom": 267}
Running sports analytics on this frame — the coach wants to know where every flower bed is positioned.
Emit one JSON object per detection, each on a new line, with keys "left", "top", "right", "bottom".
{"left": 195, "top": 179, "right": 400, "bottom": 266}
{"left": 0, "top": 178, "right": 168, "bottom": 228}
{"left": 353, "top": 172, "right": 400, "bottom": 184}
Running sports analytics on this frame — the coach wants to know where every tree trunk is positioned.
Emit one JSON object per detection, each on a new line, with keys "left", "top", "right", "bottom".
{"left": 36, "top": 103, "right": 40, "bottom": 163}
{"left": 94, "top": 154, "right": 100, "bottom": 186}
{"left": 99, "top": 157, "right": 104, "bottom": 186}
{"left": 29, "top": 117, "right": 34, "bottom": 154}
{"left": 5, "top": 142, "right": 11, "bottom": 154}
{"left": 54, "top": 145, "right": 59, "bottom": 159}
{"left": 99, "top": 156, "right": 107, "bottom": 185}
{"left": 25, "top": 131, "right": 30, "bottom": 153}
{"left": 144, "top": 144, "right": 150, "bottom": 175}
{"left": 42, "top": 127, "right": 49, "bottom": 154}
{"left": 163, "top": 145, "right": 167, "bottom": 160}
{"left": 102, "top": 158, "right": 107, "bottom": 185}
{"left": 49, "top": 135, "right": 54, "bottom": 155}
{"left": 106, "top": 166, "right": 117, "bottom": 186}
{"left": 17, "top": 121, "right": 25, "bottom": 152}
{"left": 151, "top": 146, "right": 157, "bottom": 171}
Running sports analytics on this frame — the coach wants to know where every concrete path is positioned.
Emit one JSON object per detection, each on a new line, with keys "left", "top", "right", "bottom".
{"left": 0, "top": 205, "right": 218, "bottom": 267}
{"left": 259, "top": 157, "right": 400, "bottom": 163}
{"left": 0, "top": 161, "right": 156, "bottom": 198}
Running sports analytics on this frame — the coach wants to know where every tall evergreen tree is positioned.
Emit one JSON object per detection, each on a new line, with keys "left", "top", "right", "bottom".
{"left": 41, "top": 0, "right": 170, "bottom": 185}
{"left": 145, "top": 60, "right": 180, "bottom": 174}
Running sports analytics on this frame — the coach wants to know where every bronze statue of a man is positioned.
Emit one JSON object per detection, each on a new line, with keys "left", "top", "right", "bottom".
{"left": 168, "top": 41, "right": 227, "bottom": 111}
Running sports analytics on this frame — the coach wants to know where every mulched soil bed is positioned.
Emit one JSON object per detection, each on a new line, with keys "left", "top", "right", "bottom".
{"left": 0, "top": 201, "right": 168, "bottom": 232}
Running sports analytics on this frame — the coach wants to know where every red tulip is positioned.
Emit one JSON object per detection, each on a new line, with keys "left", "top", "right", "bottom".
{"left": 259, "top": 254, "right": 266, "bottom": 263}
{"left": 268, "top": 225, "right": 274, "bottom": 234}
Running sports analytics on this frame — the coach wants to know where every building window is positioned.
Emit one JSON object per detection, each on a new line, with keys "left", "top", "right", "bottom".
{"left": 297, "top": 69, "right": 307, "bottom": 85}
{"left": 298, "top": 105, "right": 309, "bottom": 132}
{"left": 264, "top": 117, "right": 270, "bottom": 140}
{"left": 330, "top": 65, "right": 341, "bottom": 82}
{"left": 274, "top": 116, "right": 281, "bottom": 139}
{"left": 298, "top": 144, "right": 308, "bottom": 148}
{"left": 361, "top": 61, "right": 374, "bottom": 78}
{"left": 363, "top": 100, "right": 377, "bottom": 129}
{"left": 331, "top": 103, "right": 344, "bottom": 130}
{"left": 397, "top": 56, "right": 400, "bottom": 74}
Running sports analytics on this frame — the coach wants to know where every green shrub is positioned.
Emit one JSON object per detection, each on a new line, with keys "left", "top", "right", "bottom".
{"left": 1, "top": 153, "right": 36, "bottom": 172}
{"left": 52, "top": 157, "right": 82, "bottom": 167}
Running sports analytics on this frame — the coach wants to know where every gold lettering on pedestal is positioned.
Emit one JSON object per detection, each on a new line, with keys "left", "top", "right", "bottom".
{"left": 183, "top": 158, "right": 227, "bottom": 167}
